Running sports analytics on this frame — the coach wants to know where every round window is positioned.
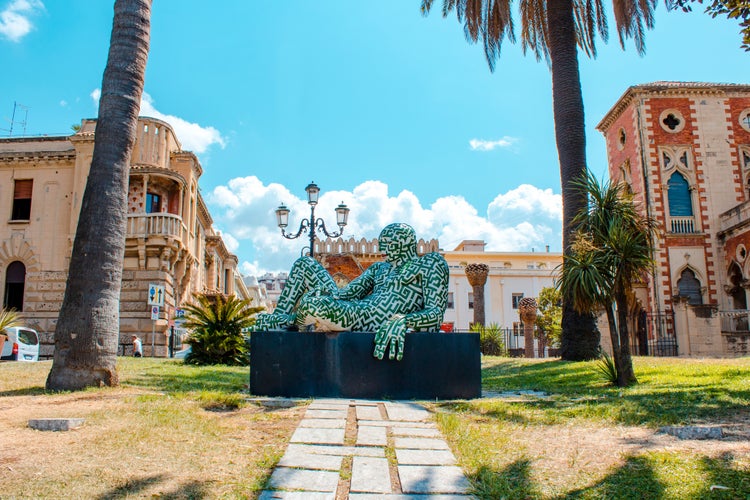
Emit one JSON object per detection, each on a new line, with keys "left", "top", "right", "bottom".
{"left": 659, "top": 109, "right": 686, "bottom": 133}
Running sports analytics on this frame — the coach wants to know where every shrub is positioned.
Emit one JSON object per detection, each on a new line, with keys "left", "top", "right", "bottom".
{"left": 181, "top": 293, "right": 264, "bottom": 366}
{"left": 594, "top": 350, "right": 618, "bottom": 385}
{"left": 471, "top": 322, "right": 507, "bottom": 356}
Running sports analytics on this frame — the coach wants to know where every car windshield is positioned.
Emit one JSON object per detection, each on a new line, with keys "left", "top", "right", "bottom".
{"left": 17, "top": 329, "right": 38, "bottom": 345}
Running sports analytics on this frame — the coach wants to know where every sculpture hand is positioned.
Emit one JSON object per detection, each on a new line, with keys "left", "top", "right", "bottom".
{"left": 373, "top": 315, "right": 407, "bottom": 361}
{"left": 253, "top": 312, "right": 295, "bottom": 331}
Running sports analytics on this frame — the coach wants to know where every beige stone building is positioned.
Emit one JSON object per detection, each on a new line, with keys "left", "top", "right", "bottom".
{"left": 0, "top": 117, "right": 242, "bottom": 357}
{"left": 598, "top": 82, "right": 750, "bottom": 357}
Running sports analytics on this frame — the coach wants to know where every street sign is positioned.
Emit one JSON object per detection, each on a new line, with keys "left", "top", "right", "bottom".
{"left": 148, "top": 284, "right": 165, "bottom": 306}
{"left": 174, "top": 308, "right": 186, "bottom": 326}
{"left": 151, "top": 305, "right": 160, "bottom": 321}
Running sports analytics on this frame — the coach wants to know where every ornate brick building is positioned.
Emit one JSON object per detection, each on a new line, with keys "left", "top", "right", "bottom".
{"left": 0, "top": 117, "right": 244, "bottom": 357}
{"left": 598, "top": 82, "right": 750, "bottom": 356}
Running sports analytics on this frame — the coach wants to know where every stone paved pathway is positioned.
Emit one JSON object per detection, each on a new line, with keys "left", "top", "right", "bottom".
{"left": 259, "top": 399, "right": 475, "bottom": 499}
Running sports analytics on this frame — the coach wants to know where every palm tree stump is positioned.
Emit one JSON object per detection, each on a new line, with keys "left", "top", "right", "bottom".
{"left": 465, "top": 263, "right": 489, "bottom": 327}
{"left": 518, "top": 297, "right": 538, "bottom": 358}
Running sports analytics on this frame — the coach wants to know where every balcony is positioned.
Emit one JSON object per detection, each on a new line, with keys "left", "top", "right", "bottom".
{"left": 720, "top": 310, "right": 750, "bottom": 334}
{"left": 670, "top": 216, "right": 696, "bottom": 234}
{"left": 127, "top": 213, "right": 185, "bottom": 241}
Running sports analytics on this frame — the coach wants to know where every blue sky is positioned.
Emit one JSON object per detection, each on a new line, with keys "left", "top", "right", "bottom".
{"left": 1, "top": 0, "right": 749, "bottom": 275}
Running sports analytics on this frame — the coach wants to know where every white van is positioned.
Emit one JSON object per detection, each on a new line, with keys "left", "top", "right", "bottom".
{"left": 1, "top": 327, "right": 40, "bottom": 362}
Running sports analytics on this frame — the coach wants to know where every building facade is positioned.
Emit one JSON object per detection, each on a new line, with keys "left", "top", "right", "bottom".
{"left": 0, "top": 117, "right": 242, "bottom": 357}
{"left": 597, "top": 82, "right": 750, "bottom": 356}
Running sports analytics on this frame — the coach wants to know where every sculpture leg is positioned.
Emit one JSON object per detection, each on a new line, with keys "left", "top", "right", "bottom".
{"left": 254, "top": 256, "right": 338, "bottom": 331}
{"left": 296, "top": 293, "right": 360, "bottom": 332}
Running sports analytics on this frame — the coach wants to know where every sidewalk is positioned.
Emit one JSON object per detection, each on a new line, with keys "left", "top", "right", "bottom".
{"left": 259, "top": 399, "right": 474, "bottom": 499}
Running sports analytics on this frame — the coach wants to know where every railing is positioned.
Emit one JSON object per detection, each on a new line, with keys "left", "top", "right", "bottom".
{"left": 643, "top": 311, "right": 678, "bottom": 356}
{"left": 670, "top": 216, "right": 696, "bottom": 234}
{"left": 719, "top": 310, "right": 750, "bottom": 334}
{"left": 127, "top": 213, "right": 184, "bottom": 240}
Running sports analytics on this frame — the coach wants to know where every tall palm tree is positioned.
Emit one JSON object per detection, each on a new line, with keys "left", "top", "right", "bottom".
{"left": 421, "top": 0, "right": 665, "bottom": 360}
{"left": 559, "top": 172, "right": 656, "bottom": 386}
{"left": 47, "top": 0, "right": 151, "bottom": 391}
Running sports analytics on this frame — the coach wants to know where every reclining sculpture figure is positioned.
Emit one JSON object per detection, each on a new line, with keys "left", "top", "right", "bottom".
{"left": 254, "top": 223, "right": 449, "bottom": 360}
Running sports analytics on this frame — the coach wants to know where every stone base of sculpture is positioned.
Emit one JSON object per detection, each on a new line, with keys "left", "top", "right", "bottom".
{"left": 250, "top": 331, "right": 481, "bottom": 400}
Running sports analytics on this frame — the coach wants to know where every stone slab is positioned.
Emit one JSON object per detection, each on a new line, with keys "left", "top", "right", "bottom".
{"left": 290, "top": 427, "right": 345, "bottom": 445}
{"left": 358, "top": 420, "right": 435, "bottom": 429}
{"left": 305, "top": 408, "right": 348, "bottom": 419}
{"left": 396, "top": 449, "right": 457, "bottom": 465}
{"left": 259, "top": 492, "right": 335, "bottom": 500}
{"left": 357, "top": 425, "right": 387, "bottom": 446}
{"left": 277, "top": 449, "right": 344, "bottom": 470}
{"left": 247, "top": 397, "right": 302, "bottom": 408}
{"left": 395, "top": 437, "right": 450, "bottom": 450}
{"left": 250, "top": 331, "right": 481, "bottom": 399}
{"left": 356, "top": 405, "right": 382, "bottom": 420}
{"left": 392, "top": 427, "right": 441, "bottom": 438}
{"left": 308, "top": 402, "right": 351, "bottom": 410}
{"left": 349, "top": 495, "right": 473, "bottom": 500}
{"left": 267, "top": 467, "right": 339, "bottom": 492}
{"left": 384, "top": 403, "right": 431, "bottom": 422}
{"left": 398, "top": 465, "right": 472, "bottom": 494}
{"left": 286, "top": 444, "right": 385, "bottom": 458}
{"left": 351, "top": 456, "right": 392, "bottom": 494}
{"left": 660, "top": 425, "right": 724, "bottom": 440}
{"left": 28, "top": 418, "right": 85, "bottom": 431}
{"left": 298, "top": 418, "right": 346, "bottom": 429}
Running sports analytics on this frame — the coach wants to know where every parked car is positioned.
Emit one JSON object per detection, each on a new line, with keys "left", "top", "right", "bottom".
{"left": 1, "top": 327, "right": 40, "bottom": 362}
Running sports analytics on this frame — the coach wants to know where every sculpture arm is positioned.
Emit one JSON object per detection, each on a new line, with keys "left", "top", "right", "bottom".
{"left": 402, "top": 253, "right": 450, "bottom": 331}
{"left": 335, "top": 263, "right": 382, "bottom": 300}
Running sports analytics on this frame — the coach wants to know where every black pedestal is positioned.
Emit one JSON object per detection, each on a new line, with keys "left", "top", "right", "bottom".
{"left": 250, "top": 331, "right": 481, "bottom": 400}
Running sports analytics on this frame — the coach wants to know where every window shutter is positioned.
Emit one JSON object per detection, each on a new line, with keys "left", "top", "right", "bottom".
{"left": 677, "top": 269, "right": 702, "bottom": 305}
{"left": 13, "top": 180, "right": 33, "bottom": 199}
{"left": 667, "top": 173, "right": 693, "bottom": 216}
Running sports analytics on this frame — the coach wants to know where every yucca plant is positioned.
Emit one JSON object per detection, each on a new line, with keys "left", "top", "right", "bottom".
{"left": 594, "top": 350, "right": 618, "bottom": 385}
{"left": 471, "top": 322, "right": 507, "bottom": 356}
{"left": 181, "top": 293, "right": 264, "bottom": 366}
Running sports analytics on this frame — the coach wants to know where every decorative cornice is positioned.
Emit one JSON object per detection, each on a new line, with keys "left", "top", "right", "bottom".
{"left": 597, "top": 81, "right": 750, "bottom": 132}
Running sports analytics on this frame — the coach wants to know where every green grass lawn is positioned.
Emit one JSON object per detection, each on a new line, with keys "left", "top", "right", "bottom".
{"left": 1, "top": 355, "right": 748, "bottom": 499}
{"left": 434, "top": 356, "right": 750, "bottom": 499}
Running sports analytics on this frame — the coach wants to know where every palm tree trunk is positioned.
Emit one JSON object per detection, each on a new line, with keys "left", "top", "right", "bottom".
{"left": 46, "top": 0, "right": 151, "bottom": 391}
{"left": 615, "top": 293, "right": 638, "bottom": 386}
{"left": 547, "top": 0, "right": 600, "bottom": 360}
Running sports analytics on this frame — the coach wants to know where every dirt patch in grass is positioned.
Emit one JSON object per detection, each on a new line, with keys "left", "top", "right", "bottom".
{"left": 0, "top": 386, "right": 304, "bottom": 498}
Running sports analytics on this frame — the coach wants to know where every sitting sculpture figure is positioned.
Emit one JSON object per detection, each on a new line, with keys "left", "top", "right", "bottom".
{"left": 254, "top": 223, "right": 449, "bottom": 361}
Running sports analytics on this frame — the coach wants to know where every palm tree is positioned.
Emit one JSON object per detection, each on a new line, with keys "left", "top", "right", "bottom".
{"left": 46, "top": 0, "right": 151, "bottom": 391}
{"left": 421, "top": 0, "right": 665, "bottom": 361}
{"left": 558, "top": 172, "right": 656, "bottom": 386}
{"left": 181, "top": 293, "right": 264, "bottom": 366}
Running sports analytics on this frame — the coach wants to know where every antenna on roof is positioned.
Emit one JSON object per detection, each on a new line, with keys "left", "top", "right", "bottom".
{"left": 1, "top": 102, "right": 30, "bottom": 137}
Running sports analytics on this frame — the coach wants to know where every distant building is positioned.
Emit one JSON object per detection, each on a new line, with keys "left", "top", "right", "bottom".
{"left": 598, "top": 81, "right": 750, "bottom": 356}
{"left": 257, "top": 272, "right": 289, "bottom": 309}
{"left": 0, "top": 117, "right": 243, "bottom": 357}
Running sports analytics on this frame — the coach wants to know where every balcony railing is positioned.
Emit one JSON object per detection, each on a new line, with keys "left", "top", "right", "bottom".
{"left": 127, "top": 213, "right": 184, "bottom": 240}
{"left": 670, "top": 216, "right": 696, "bottom": 234}
{"left": 719, "top": 310, "right": 750, "bottom": 334}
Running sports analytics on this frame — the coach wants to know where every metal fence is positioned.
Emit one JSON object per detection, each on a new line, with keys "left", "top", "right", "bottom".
{"left": 633, "top": 311, "right": 678, "bottom": 357}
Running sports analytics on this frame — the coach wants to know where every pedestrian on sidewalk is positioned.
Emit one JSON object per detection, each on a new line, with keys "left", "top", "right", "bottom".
{"left": 132, "top": 335, "right": 143, "bottom": 357}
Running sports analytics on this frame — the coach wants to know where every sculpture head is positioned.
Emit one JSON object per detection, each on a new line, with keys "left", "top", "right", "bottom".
{"left": 379, "top": 223, "right": 418, "bottom": 266}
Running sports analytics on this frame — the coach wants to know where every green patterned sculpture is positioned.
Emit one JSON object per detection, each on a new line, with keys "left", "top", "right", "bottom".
{"left": 254, "top": 223, "right": 449, "bottom": 360}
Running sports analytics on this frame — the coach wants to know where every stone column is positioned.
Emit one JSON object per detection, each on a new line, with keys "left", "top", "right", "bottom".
{"left": 465, "top": 263, "right": 489, "bottom": 327}
{"left": 519, "top": 297, "right": 538, "bottom": 358}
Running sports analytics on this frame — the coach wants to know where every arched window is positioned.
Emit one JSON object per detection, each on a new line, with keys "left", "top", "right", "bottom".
{"left": 677, "top": 268, "right": 702, "bottom": 305}
{"left": 4, "top": 261, "right": 26, "bottom": 311}
{"left": 728, "top": 263, "right": 747, "bottom": 310}
{"left": 667, "top": 172, "right": 693, "bottom": 216}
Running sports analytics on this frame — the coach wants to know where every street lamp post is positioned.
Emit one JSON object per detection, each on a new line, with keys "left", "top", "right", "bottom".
{"left": 275, "top": 182, "right": 350, "bottom": 258}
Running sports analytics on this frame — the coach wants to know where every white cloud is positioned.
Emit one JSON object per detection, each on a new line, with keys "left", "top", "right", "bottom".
{"left": 0, "top": 0, "right": 43, "bottom": 42}
{"left": 90, "top": 89, "right": 225, "bottom": 154}
{"left": 207, "top": 177, "right": 563, "bottom": 276}
{"left": 469, "top": 136, "right": 518, "bottom": 151}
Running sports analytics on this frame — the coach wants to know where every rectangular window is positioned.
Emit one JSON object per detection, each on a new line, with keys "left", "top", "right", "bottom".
{"left": 513, "top": 322, "right": 522, "bottom": 336}
{"left": 146, "top": 192, "right": 162, "bottom": 213}
{"left": 446, "top": 292, "right": 454, "bottom": 309}
{"left": 468, "top": 292, "right": 474, "bottom": 309}
{"left": 512, "top": 293, "right": 524, "bottom": 309}
{"left": 11, "top": 179, "right": 32, "bottom": 220}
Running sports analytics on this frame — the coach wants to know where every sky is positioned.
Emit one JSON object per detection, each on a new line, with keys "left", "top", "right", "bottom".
{"left": 1, "top": 0, "right": 749, "bottom": 276}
